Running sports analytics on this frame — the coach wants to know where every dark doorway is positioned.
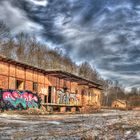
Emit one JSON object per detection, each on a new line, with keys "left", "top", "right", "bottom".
{"left": 81, "top": 90, "right": 85, "bottom": 105}
{"left": 53, "top": 106, "right": 60, "bottom": 112}
{"left": 76, "top": 107, "right": 80, "bottom": 112}
{"left": 48, "top": 86, "right": 52, "bottom": 103}
{"left": 66, "top": 107, "right": 71, "bottom": 112}
{"left": 44, "top": 95, "right": 47, "bottom": 103}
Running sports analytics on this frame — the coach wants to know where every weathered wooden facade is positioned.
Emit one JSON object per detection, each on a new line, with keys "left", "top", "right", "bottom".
{"left": 0, "top": 55, "right": 102, "bottom": 112}
{"left": 112, "top": 99, "right": 127, "bottom": 109}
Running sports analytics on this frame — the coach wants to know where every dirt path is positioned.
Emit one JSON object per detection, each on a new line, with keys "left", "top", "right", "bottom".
{"left": 0, "top": 110, "right": 140, "bottom": 140}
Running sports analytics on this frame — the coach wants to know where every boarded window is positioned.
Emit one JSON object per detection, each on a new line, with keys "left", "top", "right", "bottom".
{"left": 33, "top": 82, "right": 38, "bottom": 92}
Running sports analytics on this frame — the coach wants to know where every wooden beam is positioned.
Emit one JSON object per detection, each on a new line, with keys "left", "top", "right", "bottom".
{"left": 78, "top": 82, "right": 89, "bottom": 86}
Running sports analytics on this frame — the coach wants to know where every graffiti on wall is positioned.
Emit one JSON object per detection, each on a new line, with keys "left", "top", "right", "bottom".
{"left": 0, "top": 90, "right": 41, "bottom": 110}
{"left": 57, "top": 89, "right": 80, "bottom": 105}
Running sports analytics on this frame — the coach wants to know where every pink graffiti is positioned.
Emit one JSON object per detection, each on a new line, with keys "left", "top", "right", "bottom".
{"left": 28, "top": 94, "right": 33, "bottom": 101}
{"left": 20, "top": 92, "right": 29, "bottom": 101}
{"left": 3, "top": 92, "right": 15, "bottom": 100}
{"left": 32, "top": 96, "right": 38, "bottom": 102}
{"left": 3, "top": 91, "right": 38, "bottom": 102}
{"left": 12, "top": 91, "right": 20, "bottom": 98}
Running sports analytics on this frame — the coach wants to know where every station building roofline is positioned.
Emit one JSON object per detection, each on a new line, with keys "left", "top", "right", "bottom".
{"left": 0, "top": 55, "right": 103, "bottom": 90}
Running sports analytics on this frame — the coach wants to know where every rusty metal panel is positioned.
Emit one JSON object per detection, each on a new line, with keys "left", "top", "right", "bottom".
{"left": 0, "top": 75, "right": 8, "bottom": 89}
{"left": 38, "top": 73, "right": 44, "bottom": 84}
{"left": 25, "top": 81, "right": 33, "bottom": 91}
{"left": 9, "top": 64, "right": 16, "bottom": 77}
{"left": 45, "top": 76, "right": 51, "bottom": 86}
{"left": 26, "top": 69, "right": 33, "bottom": 81}
{"left": 16, "top": 66, "right": 25, "bottom": 79}
{"left": 33, "top": 71, "right": 38, "bottom": 82}
{"left": 0, "top": 61, "right": 8, "bottom": 76}
{"left": 9, "top": 77, "right": 15, "bottom": 89}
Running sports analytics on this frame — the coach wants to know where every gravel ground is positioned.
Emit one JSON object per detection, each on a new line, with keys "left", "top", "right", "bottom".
{"left": 0, "top": 109, "right": 140, "bottom": 140}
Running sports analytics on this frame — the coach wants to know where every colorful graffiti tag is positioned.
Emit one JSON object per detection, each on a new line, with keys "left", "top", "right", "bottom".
{"left": 57, "top": 89, "right": 80, "bottom": 105}
{"left": 0, "top": 90, "right": 41, "bottom": 110}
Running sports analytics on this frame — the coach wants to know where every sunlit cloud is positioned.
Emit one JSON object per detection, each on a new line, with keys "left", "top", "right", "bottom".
{"left": 26, "top": 0, "right": 48, "bottom": 7}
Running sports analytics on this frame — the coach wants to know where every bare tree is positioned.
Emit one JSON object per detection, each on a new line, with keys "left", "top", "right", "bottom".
{"left": 0, "top": 21, "right": 9, "bottom": 39}
{"left": 15, "top": 32, "right": 30, "bottom": 61}
{"left": 0, "top": 37, "right": 15, "bottom": 58}
{"left": 78, "top": 61, "right": 98, "bottom": 80}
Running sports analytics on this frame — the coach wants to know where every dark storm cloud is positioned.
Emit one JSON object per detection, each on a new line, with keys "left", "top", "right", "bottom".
{"left": 0, "top": 0, "right": 140, "bottom": 89}
{"left": 0, "top": 0, "right": 43, "bottom": 35}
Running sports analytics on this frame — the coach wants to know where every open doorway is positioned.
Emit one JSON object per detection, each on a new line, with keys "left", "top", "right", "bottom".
{"left": 48, "top": 86, "right": 52, "bottom": 103}
{"left": 81, "top": 89, "right": 85, "bottom": 105}
{"left": 44, "top": 95, "right": 47, "bottom": 103}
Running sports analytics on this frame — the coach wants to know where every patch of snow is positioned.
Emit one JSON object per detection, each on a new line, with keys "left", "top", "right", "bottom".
{"left": 47, "top": 121, "right": 62, "bottom": 125}
{"left": 125, "top": 130, "right": 131, "bottom": 135}
{"left": 137, "top": 132, "right": 140, "bottom": 139}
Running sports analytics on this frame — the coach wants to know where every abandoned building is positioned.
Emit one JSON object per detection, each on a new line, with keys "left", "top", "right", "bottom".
{"left": 111, "top": 99, "right": 127, "bottom": 109}
{"left": 0, "top": 55, "right": 102, "bottom": 112}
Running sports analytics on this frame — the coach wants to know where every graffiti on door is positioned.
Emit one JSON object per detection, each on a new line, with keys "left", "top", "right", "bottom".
{"left": 0, "top": 90, "right": 41, "bottom": 110}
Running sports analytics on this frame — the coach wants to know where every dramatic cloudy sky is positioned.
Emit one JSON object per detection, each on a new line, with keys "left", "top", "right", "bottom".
{"left": 0, "top": 0, "right": 140, "bottom": 90}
